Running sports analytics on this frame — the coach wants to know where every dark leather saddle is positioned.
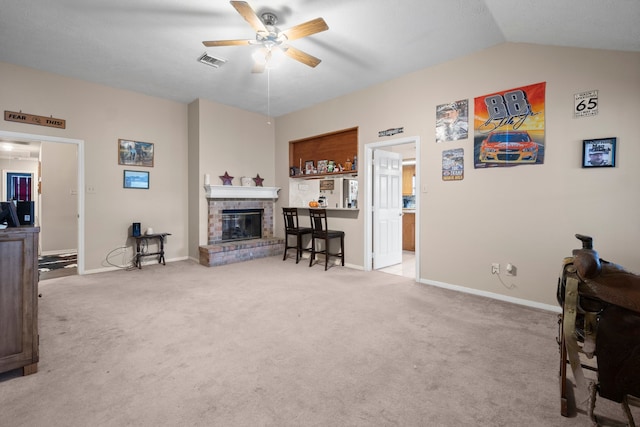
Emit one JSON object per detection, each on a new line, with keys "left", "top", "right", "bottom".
{"left": 557, "top": 234, "right": 640, "bottom": 423}
{"left": 570, "top": 234, "right": 640, "bottom": 314}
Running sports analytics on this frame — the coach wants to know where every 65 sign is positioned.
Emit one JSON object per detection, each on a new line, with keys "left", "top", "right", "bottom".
{"left": 575, "top": 90, "right": 598, "bottom": 118}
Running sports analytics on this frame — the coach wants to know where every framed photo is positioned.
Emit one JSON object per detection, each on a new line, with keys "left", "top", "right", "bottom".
{"left": 582, "top": 137, "right": 616, "bottom": 168}
{"left": 118, "top": 139, "right": 154, "bottom": 167}
{"left": 123, "top": 170, "right": 150, "bottom": 189}
{"left": 317, "top": 159, "right": 328, "bottom": 174}
{"left": 305, "top": 160, "right": 315, "bottom": 175}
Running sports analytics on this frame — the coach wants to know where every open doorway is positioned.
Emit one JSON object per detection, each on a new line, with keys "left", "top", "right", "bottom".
{"left": 0, "top": 130, "right": 85, "bottom": 275}
{"left": 364, "top": 136, "right": 420, "bottom": 280}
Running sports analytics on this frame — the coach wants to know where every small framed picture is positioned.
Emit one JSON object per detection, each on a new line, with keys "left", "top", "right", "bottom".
{"left": 582, "top": 137, "right": 616, "bottom": 168}
{"left": 317, "top": 160, "right": 328, "bottom": 174}
{"left": 319, "top": 179, "right": 335, "bottom": 191}
{"left": 123, "top": 170, "right": 150, "bottom": 189}
{"left": 305, "top": 160, "right": 315, "bottom": 174}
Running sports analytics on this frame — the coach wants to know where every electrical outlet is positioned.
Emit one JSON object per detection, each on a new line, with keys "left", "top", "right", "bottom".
{"left": 86, "top": 185, "right": 96, "bottom": 194}
{"left": 506, "top": 263, "right": 516, "bottom": 276}
{"left": 492, "top": 263, "right": 500, "bottom": 274}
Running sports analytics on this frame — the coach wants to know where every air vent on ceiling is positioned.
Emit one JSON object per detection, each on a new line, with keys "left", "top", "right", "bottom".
{"left": 198, "top": 52, "right": 227, "bottom": 68}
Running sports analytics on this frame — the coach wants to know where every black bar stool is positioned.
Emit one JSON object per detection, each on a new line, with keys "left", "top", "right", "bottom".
{"left": 309, "top": 208, "right": 344, "bottom": 270}
{"left": 282, "top": 207, "right": 313, "bottom": 263}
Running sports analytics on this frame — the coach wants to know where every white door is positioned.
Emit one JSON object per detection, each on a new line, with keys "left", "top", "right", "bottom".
{"left": 373, "top": 149, "right": 403, "bottom": 269}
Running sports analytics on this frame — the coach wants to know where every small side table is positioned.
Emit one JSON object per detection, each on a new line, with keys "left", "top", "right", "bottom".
{"left": 133, "top": 233, "right": 171, "bottom": 269}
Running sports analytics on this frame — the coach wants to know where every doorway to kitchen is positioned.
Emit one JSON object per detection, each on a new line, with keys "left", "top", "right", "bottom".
{"left": 364, "top": 135, "right": 420, "bottom": 280}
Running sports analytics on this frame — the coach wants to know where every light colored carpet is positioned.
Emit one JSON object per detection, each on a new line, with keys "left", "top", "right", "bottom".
{"left": 1, "top": 257, "right": 637, "bottom": 426}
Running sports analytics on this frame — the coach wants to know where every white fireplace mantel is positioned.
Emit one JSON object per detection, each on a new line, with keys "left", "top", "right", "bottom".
{"left": 205, "top": 185, "right": 280, "bottom": 199}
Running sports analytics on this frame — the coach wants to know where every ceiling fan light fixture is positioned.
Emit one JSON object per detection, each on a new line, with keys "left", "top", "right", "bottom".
{"left": 252, "top": 47, "right": 285, "bottom": 69}
{"left": 267, "top": 47, "right": 286, "bottom": 68}
{"left": 252, "top": 49, "right": 268, "bottom": 65}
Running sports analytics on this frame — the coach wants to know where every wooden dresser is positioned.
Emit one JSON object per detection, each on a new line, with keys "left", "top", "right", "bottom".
{"left": 0, "top": 226, "right": 39, "bottom": 376}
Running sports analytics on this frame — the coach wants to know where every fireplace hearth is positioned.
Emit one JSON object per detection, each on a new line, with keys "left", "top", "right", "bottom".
{"left": 199, "top": 186, "right": 284, "bottom": 267}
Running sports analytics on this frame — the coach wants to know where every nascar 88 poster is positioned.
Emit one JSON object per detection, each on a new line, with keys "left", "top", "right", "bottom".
{"left": 474, "top": 82, "right": 545, "bottom": 168}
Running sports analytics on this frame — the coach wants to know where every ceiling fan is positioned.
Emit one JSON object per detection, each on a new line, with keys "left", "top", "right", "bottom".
{"left": 203, "top": 1, "right": 328, "bottom": 73}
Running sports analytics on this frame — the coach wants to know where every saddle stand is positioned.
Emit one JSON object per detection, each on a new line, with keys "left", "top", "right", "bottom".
{"left": 557, "top": 234, "right": 640, "bottom": 426}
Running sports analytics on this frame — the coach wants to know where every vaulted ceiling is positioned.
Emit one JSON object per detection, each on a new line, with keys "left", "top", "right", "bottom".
{"left": 1, "top": 0, "right": 639, "bottom": 118}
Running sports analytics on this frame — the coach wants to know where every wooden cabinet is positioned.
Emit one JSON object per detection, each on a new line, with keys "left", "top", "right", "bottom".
{"left": 0, "top": 226, "right": 39, "bottom": 376}
{"left": 402, "top": 164, "right": 415, "bottom": 195}
{"left": 289, "top": 127, "right": 358, "bottom": 178}
{"left": 402, "top": 213, "right": 415, "bottom": 251}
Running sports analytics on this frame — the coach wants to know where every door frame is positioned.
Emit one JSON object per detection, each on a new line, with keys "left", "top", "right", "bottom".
{"left": 364, "top": 135, "right": 420, "bottom": 278}
{"left": 0, "top": 130, "right": 85, "bottom": 274}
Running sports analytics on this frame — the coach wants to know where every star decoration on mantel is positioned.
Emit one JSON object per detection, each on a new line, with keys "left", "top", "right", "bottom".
{"left": 253, "top": 174, "right": 264, "bottom": 187}
{"left": 219, "top": 171, "right": 234, "bottom": 185}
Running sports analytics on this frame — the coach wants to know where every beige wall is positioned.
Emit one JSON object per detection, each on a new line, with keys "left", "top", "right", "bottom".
{"left": 0, "top": 61, "right": 189, "bottom": 271}
{"left": 274, "top": 43, "right": 640, "bottom": 307}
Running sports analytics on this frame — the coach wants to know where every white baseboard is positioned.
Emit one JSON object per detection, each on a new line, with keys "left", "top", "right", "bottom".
{"left": 418, "top": 278, "right": 561, "bottom": 313}
{"left": 83, "top": 256, "right": 189, "bottom": 275}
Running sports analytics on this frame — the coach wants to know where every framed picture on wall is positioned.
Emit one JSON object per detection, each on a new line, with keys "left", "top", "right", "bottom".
{"left": 582, "top": 137, "right": 616, "bottom": 168}
{"left": 123, "top": 170, "right": 150, "bottom": 189}
{"left": 118, "top": 139, "right": 154, "bottom": 167}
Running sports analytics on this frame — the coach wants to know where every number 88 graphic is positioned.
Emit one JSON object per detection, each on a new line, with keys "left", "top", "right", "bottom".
{"left": 484, "top": 90, "right": 531, "bottom": 120}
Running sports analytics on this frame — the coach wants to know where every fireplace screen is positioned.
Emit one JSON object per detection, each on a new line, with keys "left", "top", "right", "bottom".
{"left": 221, "top": 209, "right": 263, "bottom": 242}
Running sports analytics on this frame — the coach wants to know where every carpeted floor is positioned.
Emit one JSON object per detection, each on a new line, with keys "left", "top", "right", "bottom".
{"left": 1, "top": 257, "right": 637, "bottom": 426}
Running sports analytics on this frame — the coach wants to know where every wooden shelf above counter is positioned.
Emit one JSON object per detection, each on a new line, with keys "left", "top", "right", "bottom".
{"left": 289, "top": 127, "right": 358, "bottom": 177}
{"left": 290, "top": 170, "right": 357, "bottom": 180}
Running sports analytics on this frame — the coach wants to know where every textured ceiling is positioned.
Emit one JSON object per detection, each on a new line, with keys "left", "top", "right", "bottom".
{"left": 0, "top": 0, "right": 639, "bottom": 119}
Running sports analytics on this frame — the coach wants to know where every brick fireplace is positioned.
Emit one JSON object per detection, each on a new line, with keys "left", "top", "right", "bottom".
{"left": 198, "top": 185, "right": 284, "bottom": 267}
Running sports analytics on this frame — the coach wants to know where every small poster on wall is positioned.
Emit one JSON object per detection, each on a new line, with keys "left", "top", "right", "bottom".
{"left": 442, "top": 148, "right": 464, "bottom": 181}
{"left": 574, "top": 90, "right": 598, "bottom": 118}
{"left": 474, "top": 82, "right": 546, "bottom": 168}
{"left": 435, "top": 100, "right": 468, "bottom": 143}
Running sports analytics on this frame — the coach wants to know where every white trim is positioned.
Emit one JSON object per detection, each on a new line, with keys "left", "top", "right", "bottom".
{"left": 84, "top": 256, "right": 190, "bottom": 275}
{"left": 419, "top": 278, "right": 561, "bottom": 313}
{"left": 204, "top": 185, "right": 280, "bottom": 199}
{"left": 364, "top": 135, "right": 420, "bottom": 281}
{"left": 0, "top": 130, "right": 85, "bottom": 274}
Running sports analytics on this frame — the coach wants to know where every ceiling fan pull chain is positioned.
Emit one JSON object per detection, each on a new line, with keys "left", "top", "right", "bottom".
{"left": 267, "top": 68, "right": 271, "bottom": 125}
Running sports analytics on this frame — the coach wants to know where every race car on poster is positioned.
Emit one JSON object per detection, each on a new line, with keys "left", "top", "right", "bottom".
{"left": 478, "top": 130, "right": 539, "bottom": 163}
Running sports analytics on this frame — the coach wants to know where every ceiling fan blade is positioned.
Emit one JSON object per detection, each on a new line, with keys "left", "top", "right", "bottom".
{"left": 203, "top": 39, "right": 253, "bottom": 47}
{"left": 282, "top": 18, "right": 328, "bottom": 41}
{"left": 283, "top": 46, "right": 321, "bottom": 68}
{"left": 230, "top": 1, "right": 267, "bottom": 34}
